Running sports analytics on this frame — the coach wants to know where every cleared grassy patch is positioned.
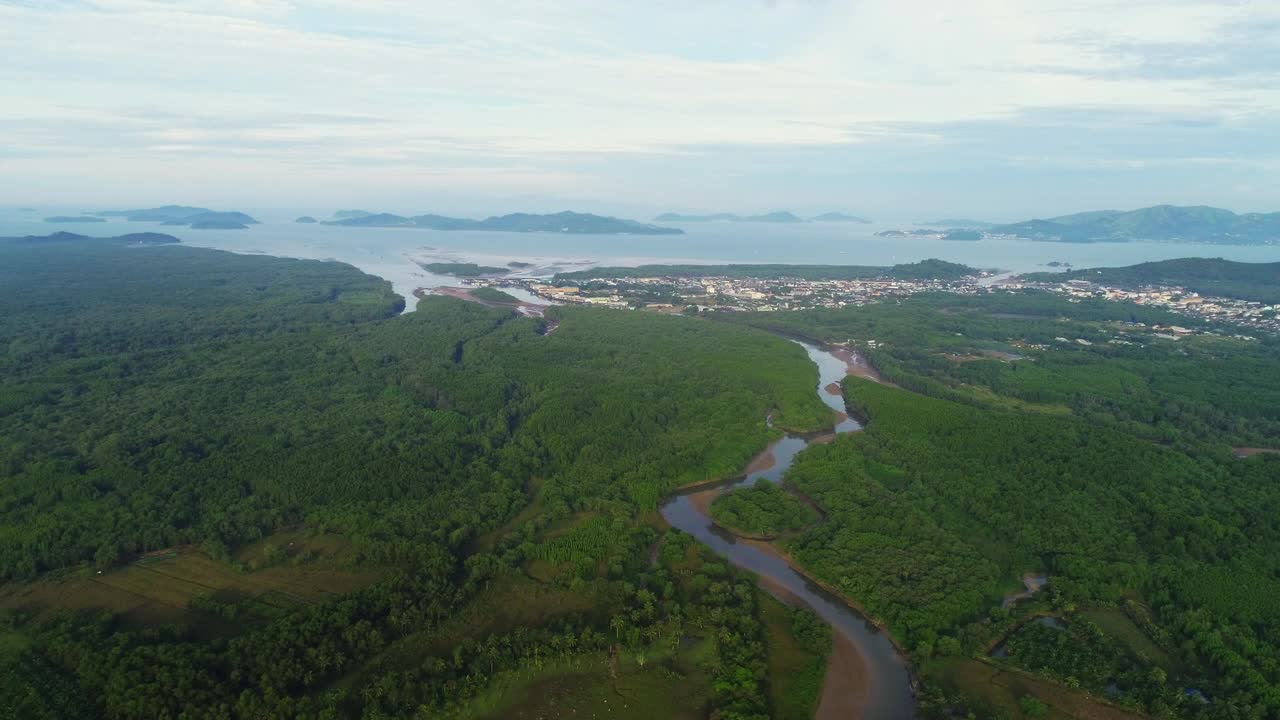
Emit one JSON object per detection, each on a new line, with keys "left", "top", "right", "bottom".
{"left": 760, "top": 593, "right": 828, "bottom": 720}
{"left": 937, "top": 659, "right": 1147, "bottom": 720}
{"left": 0, "top": 531, "right": 383, "bottom": 634}
{"left": 328, "top": 570, "right": 607, "bottom": 698}
{"left": 1081, "top": 609, "right": 1183, "bottom": 676}
{"left": 462, "top": 646, "right": 712, "bottom": 720}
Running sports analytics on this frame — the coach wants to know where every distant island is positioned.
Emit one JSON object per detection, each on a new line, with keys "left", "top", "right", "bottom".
{"left": 333, "top": 210, "right": 373, "bottom": 219}
{"left": 325, "top": 210, "right": 684, "bottom": 235}
{"left": 991, "top": 205, "right": 1280, "bottom": 245}
{"left": 92, "top": 205, "right": 261, "bottom": 229}
{"left": 654, "top": 211, "right": 869, "bottom": 224}
{"left": 419, "top": 262, "right": 511, "bottom": 278}
{"left": 1022, "top": 257, "right": 1280, "bottom": 304}
{"left": 872, "top": 206, "right": 1280, "bottom": 245}
{"left": 556, "top": 258, "right": 976, "bottom": 282}
{"left": 44, "top": 215, "right": 106, "bottom": 223}
{"left": 4, "top": 231, "right": 181, "bottom": 246}
{"left": 295, "top": 216, "right": 318, "bottom": 224}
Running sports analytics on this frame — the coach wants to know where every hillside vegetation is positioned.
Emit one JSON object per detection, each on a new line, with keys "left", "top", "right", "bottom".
{"left": 992, "top": 205, "right": 1280, "bottom": 244}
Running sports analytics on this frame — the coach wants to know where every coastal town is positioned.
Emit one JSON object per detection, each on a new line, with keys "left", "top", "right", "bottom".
{"left": 1014, "top": 277, "right": 1280, "bottom": 335}
{"left": 523, "top": 274, "right": 983, "bottom": 312}
{"left": 439, "top": 267, "right": 1279, "bottom": 336}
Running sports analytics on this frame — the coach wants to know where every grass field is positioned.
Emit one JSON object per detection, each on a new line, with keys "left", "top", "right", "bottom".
{"left": 760, "top": 593, "right": 827, "bottom": 720}
{"left": 1081, "top": 608, "right": 1184, "bottom": 676}
{"left": 428, "top": 572, "right": 606, "bottom": 655}
{"left": 461, "top": 644, "right": 713, "bottom": 720}
{"left": 0, "top": 531, "right": 382, "bottom": 634}
{"left": 937, "top": 659, "right": 1147, "bottom": 720}
{"left": 328, "top": 569, "right": 608, "bottom": 700}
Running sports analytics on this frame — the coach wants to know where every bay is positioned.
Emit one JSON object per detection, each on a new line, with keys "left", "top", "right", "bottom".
{"left": 6, "top": 207, "right": 1279, "bottom": 312}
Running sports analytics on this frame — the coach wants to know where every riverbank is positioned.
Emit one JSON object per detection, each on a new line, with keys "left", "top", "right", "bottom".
{"left": 658, "top": 339, "right": 916, "bottom": 720}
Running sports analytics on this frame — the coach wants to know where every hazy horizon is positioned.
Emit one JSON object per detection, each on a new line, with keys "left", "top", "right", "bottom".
{"left": 4, "top": 1, "right": 1278, "bottom": 218}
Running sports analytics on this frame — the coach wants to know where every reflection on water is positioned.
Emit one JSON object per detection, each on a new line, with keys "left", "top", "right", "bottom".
{"left": 660, "top": 341, "right": 914, "bottom": 720}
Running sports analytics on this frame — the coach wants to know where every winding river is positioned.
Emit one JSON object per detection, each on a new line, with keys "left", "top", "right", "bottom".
{"left": 659, "top": 341, "right": 915, "bottom": 720}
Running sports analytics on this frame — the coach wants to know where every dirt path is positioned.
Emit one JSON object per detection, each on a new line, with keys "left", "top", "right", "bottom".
{"left": 1234, "top": 447, "right": 1280, "bottom": 459}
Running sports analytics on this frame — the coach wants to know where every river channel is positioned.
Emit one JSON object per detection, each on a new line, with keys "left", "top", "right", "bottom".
{"left": 659, "top": 340, "right": 914, "bottom": 720}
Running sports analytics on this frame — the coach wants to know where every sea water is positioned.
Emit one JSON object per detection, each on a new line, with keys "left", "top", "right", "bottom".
{"left": 6, "top": 207, "right": 1279, "bottom": 311}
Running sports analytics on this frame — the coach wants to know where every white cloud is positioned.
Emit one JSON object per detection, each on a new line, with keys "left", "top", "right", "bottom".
{"left": 0, "top": 0, "right": 1276, "bottom": 209}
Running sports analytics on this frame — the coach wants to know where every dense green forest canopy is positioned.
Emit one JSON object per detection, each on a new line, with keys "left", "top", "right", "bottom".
{"left": 709, "top": 480, "right": 817, "bottom": 538}
{"left": 720, "top": 291, "right": 1280, "bottom": 449}
{"left": 781, "top": 379, "right": 1280, "bottom": 716}
{"left": 1023, "top": 257, "right": 1280, "bottom": 304}
{"left": 0, "top": 239, "right": 830, "bottom": 581}
{"left": 707, "top": 293, "right": 1280, "bottom": 717}
{"left": 0, "top": 237, "right": 836, "bottom": 718}
{"left": 555, "top": 258, "right": 977, "bottom": 282}
{"left": 6, "top": 236, "right": 1280, "bottom": 719}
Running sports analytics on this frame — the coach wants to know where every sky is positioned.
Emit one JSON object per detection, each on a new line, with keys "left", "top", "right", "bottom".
{"left": 2, "top": 0, "right": 1278, "bottom": 220}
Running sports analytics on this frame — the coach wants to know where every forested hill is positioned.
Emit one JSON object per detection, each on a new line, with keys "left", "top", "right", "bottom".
{"left": 90, "top": 205, "right": 261, "bottom": 227}
{"left": 555, "top": 258, "right": 977, "bottom": 281}
{"left": 6, "top": 231, "right": 181, "bottom": 245}
{"left": 1024, "top": 257, "right": 1280, "bottom": 304}
{"left": 991, "top": 204, "right": 1280, "bottom": 244}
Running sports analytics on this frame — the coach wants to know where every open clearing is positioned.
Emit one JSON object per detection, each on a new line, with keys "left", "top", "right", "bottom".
{"left": 938, "top": 659, "right": 1147, "bottom": 720}
{"left": 0, "top": 531, "right": 382, "bottom": 633}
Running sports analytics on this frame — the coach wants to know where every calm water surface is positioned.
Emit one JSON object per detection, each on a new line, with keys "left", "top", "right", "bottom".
{"left": 7, "top": 208, "right": 1279, "bottom": 314}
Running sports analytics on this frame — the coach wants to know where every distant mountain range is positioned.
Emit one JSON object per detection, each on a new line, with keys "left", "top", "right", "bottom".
{"left": 654, "top": 211, "right": 870, "bottom": 224}
{"left": 1023, "top": 257, "right": 1280, "bottom": 304}
{"left": 5, "top": 231, "right": 181, "bottom": 246}
{"left": 323, "top": 210, "right": 684, "bottom": 235}
{"left": 990, "top": 205, "right": 1280, "bottom": 245}
{"left": 92, "top": 206, "right": 261, "bottom": 230}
